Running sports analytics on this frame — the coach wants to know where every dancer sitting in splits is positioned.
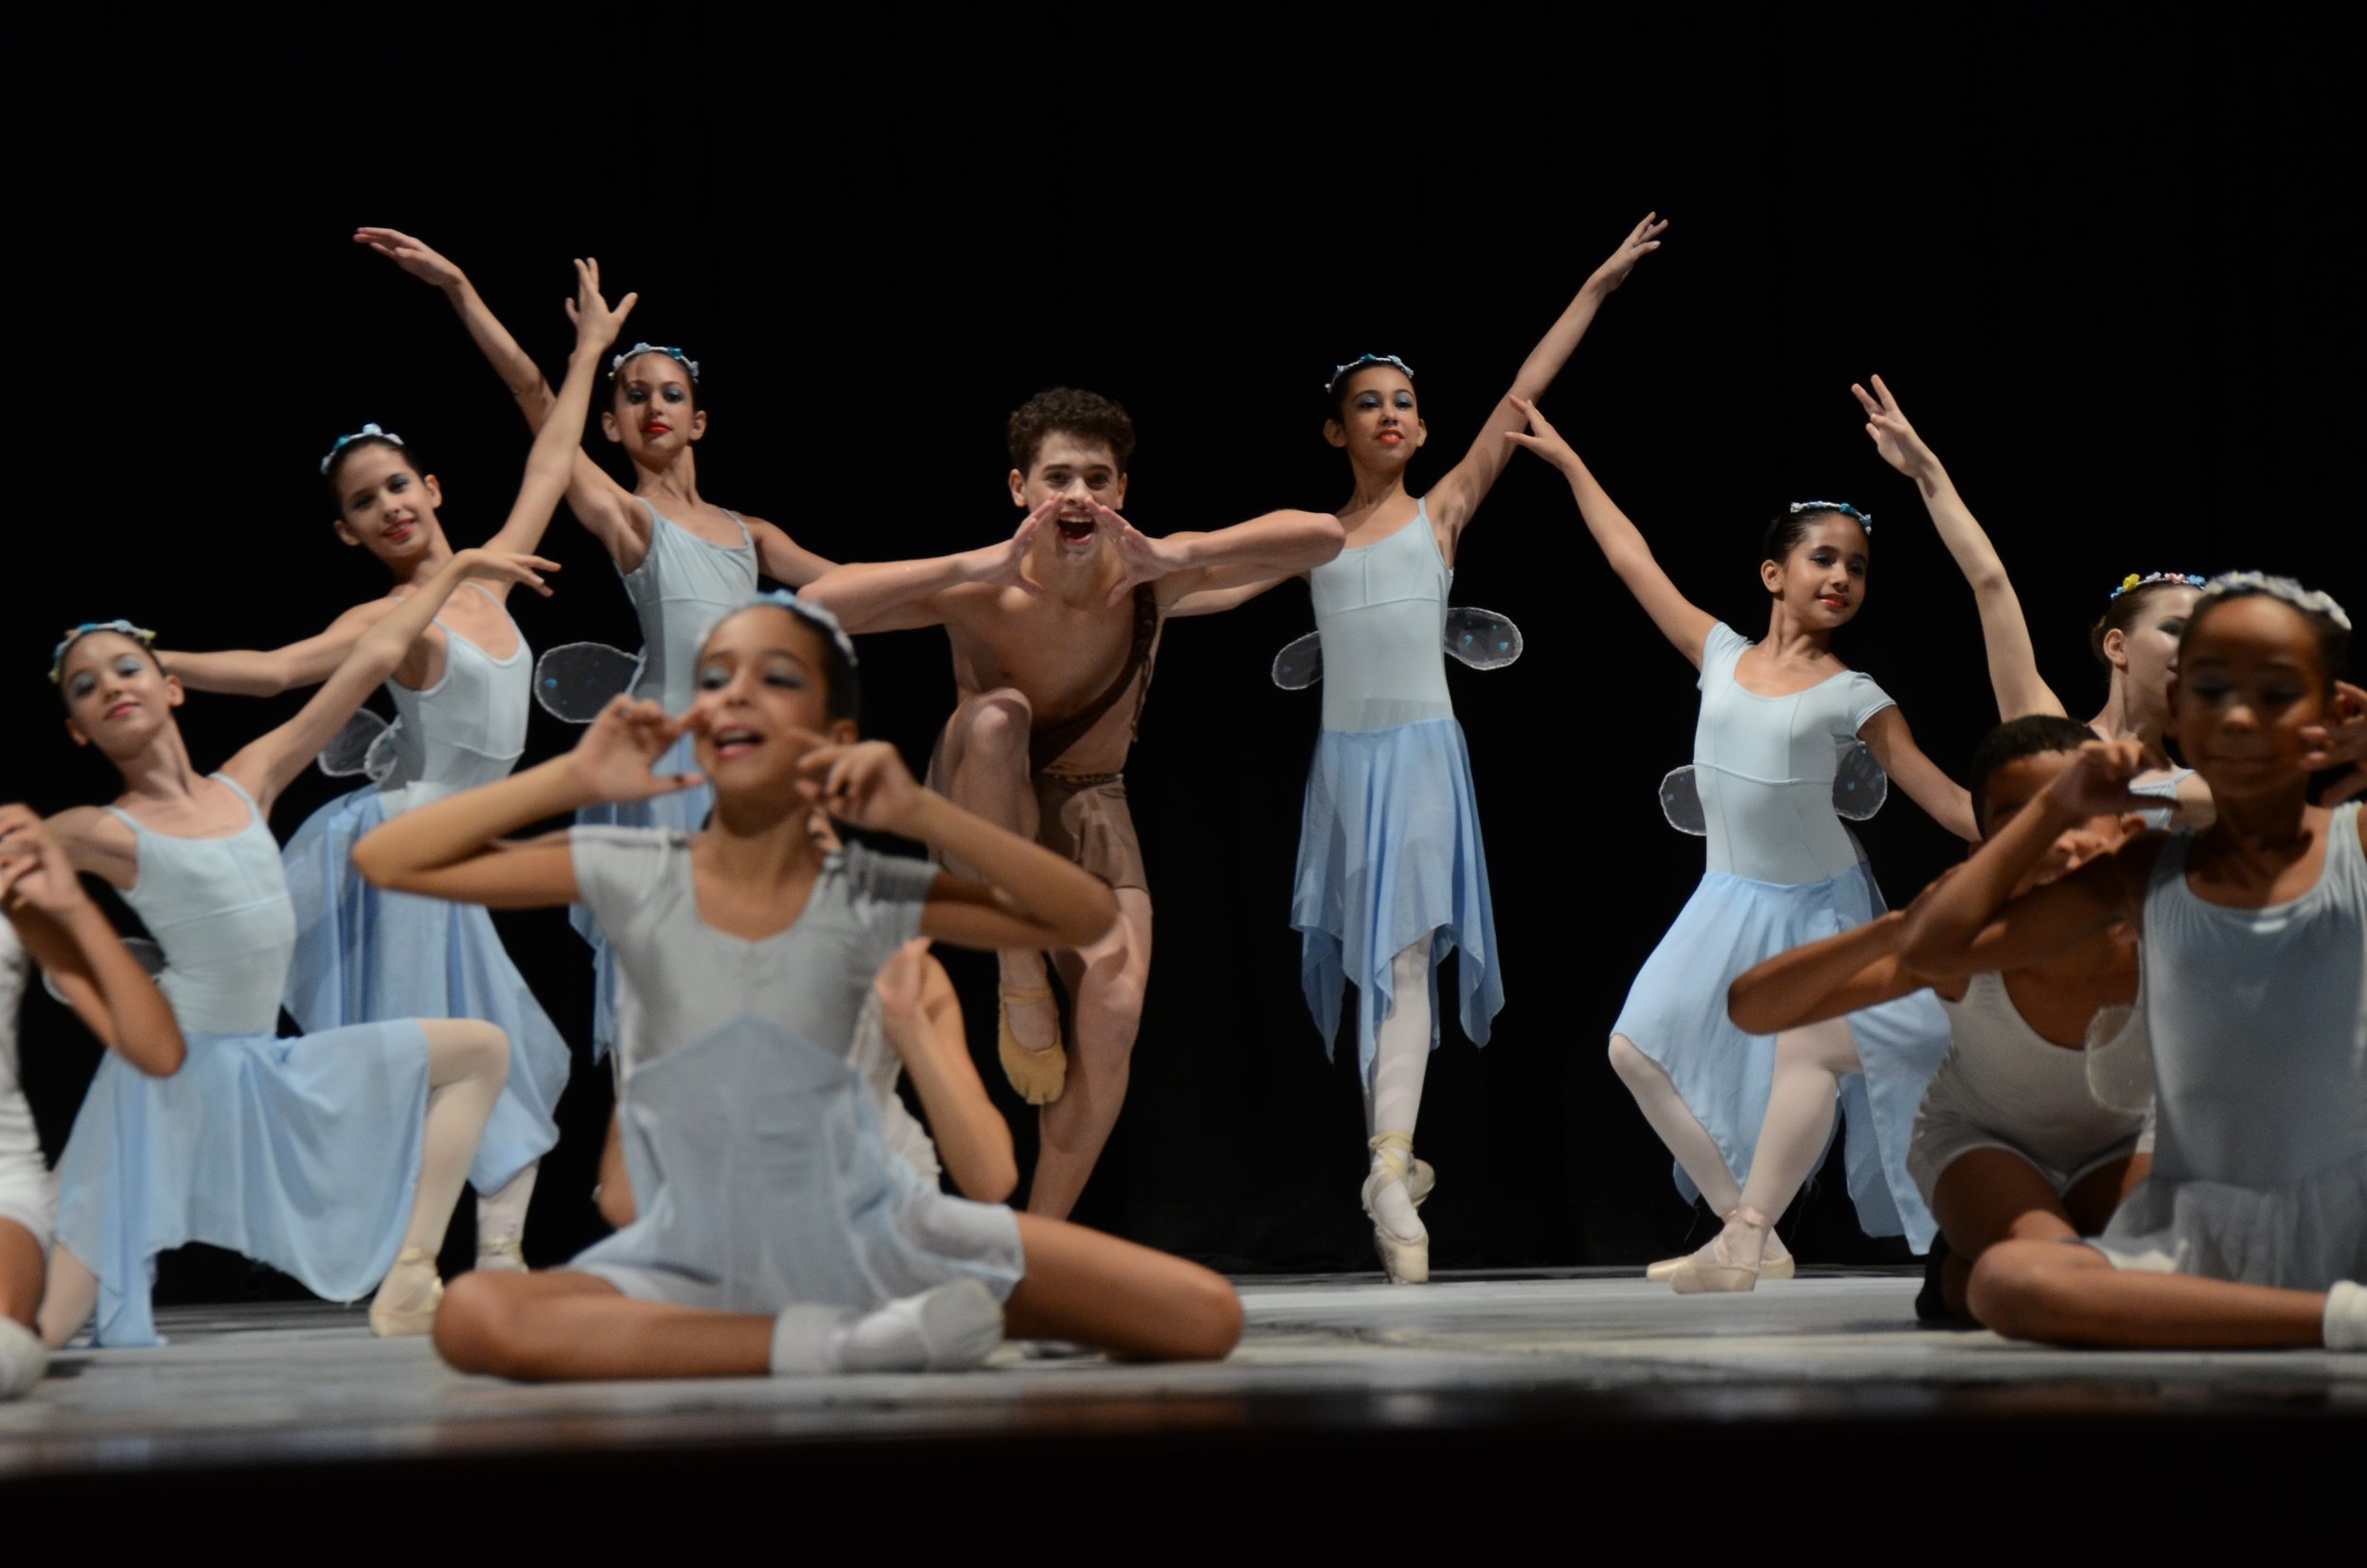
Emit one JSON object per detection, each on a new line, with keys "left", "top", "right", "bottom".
{"left": 1728, "top": 716, "right": 2151, "bottom": 1319}
{"left": 355, "top": 228, "right": 836, "bottom": 1057}
{"left": 801, "top": 389, "right": 1343, "bottom": 1218}
{"left": 1165, "top": 213, "right": 1667, "bottom": 1281}
{"left": 1899, "top": 575, "right": 2365, "bottom": 1349}
{"left": 38, "top": 556, "right": 553, "bottom": 1345}
{"left": 1508, "top": 400, "right": 1977, "bottom": 1290}
{"left": 149, "top": 259, "right": 635, "bottom": 1269}
{"left": 1852, "top": 374, "right": 2214, "bottom": 828}
{"left": 354, "top": 595, "right": 1244, "bottom": 1378}
{"left": 1, "top": 809, "right": 187, "bottom": 1399}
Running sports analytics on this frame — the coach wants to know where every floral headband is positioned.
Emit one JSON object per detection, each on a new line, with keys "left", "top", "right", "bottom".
{"left": 611, "top": 343, "right": 700, "bottom": 383}
{"left": 2198, "top": 572, "right": 2352, "bottom": 633}
{"left": 1326, "top": 353, "right": 1415, "bottom": 395}
{"left": 1788, "top": 500, "right": 1873, "bottom": 535}
{"left": 49, "top": 619, "right": 158, "bottom": 685}
{"left": 2110, "top": 571, "right": 2206, "bottom": 600}
{"left": 320, "top": 422, "right": 403, "bottom": 476}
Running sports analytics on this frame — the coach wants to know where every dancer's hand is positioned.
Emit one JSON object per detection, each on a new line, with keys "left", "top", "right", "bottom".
{"left": 1587, "top": 211, "right": 1668, "bottom": 296}
{"left": 570, "top": 696, "right": 702, "bottom": 802}
{"left": 354, "top": 226, "right": 467, "bottom": 291}
{"left": 966, "top": 503, "right": 1050, "bottom": 597}
{"left": 1851, "top": 375, "right": 1942, "bottom": 482}
{"left": 2303, "top": 680, "right": 2367, "bottom": 805}
{"left": 449, "top": 548, "right": 561, "bottom": 598}
{"left": 2047, "top": 739, "right": 2155, "bottom": 819}
{"left": 798, "top": 740, "right": 926, "bottom": 835}
{"left": 0, "top": 806, "right": 94, "bottom": 918}
{"left": 1503, "top": 394, "right": 1577, "bottom": 469}
{"left": 564, "top": 257, "right": 638, "bottom": 353}
{"left": 1093, "top": 500, "right": 1185, "bottom": 606}
{"left": 873, "top": 937, "right": 934, "bottom": 1030}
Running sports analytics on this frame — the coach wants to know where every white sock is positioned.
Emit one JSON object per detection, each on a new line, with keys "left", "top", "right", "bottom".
{"left": 0, "top": 1317, "right": 47, "bottom": 1401}
{"left": 835, "top": 1279, "right": 1005, "bottom": 1373}
{"left": 1366, "top": 938, "right": 1433, "bottom": 1241}
{"left": 2325, "top": 1281, "right": 2367, "bottom": 1351}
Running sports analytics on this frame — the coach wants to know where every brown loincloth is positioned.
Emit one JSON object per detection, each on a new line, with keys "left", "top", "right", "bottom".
{"left": 1030, "top": 770, "right": 1148, "bottom": 893}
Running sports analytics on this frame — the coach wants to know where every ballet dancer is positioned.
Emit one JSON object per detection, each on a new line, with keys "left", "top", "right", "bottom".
{"left": 0, "top": 810, "right": 186, "bottom": 1399}
{"left": 1852, "top": 374, "right": 2210, "bottom": 826}
{"left": 1727, "top": 716, "right": 2152, "bottom": 1318}
{"left": 355, "top": 228, "right": 836, "bottom": 1055}
{"left": 353, "top": 594, "right": 1244, "bottom": 1378}
{"left": 1507, "top": 399, "right": 1976, "bottom": 1290}
{"left": 149, "top": 258, "right": 636, "bottom": 1268}
{"left": 800, "top": 389, "right": 1343, "bottom": 1218}
{"left": 1899, "top": 574, "right": 2364, "bottom": 1348}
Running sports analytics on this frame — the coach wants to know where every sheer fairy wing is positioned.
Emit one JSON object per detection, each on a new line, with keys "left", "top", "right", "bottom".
{"left": 43, "top": 935, "right": 166, "bottom": 1009}
{"left": 535, "top": 642, "right": 645, "bottom": 722}
{"left": 1272, "top": 632, "right": 1323, "bottom": 690}
{"left": 1445, "top": 607, "right": 1522, "bottom": 670}
{"left": 1832, "top": 739, "right": 1889, "bottom": 822}
{"left": 1659, "top": 766, "right": 1707, "bottom": 836}
{"left": 2083, "top": 1000, "right": 2156, "bottom": 1114}
{"left": 317, "top": 709, "right": 392, "bottom": 778}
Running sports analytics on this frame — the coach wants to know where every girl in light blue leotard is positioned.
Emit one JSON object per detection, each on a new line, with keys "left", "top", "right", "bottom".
{"left": 1509, "top": 400, "right": 1980, "bottom": 1291}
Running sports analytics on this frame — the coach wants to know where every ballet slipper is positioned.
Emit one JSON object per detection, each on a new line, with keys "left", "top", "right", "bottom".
{"left": 0, "top": 1317, "right": 46, "bottom": 1400}
{"left": 473, "top": 1236, "right": 527, "bottom": 1274}
{"left": 1406, "top": 1156, "right": 1436, "bottom": 1209}
{"left": 1648, "top": 1225, "right": 1792, "bottom": 1283}
{"left": 1669, "top": 1206, "right": 1772, "bottom": 1295}
{"left": 2326, "top": 1281, "right": 2367, "bottom": 1351}
{"left": 997, "top": 986, "right": 1066, "bottom": 1105}
{"left": 1361, "top": 1131, "right": 1430, "bottom": 1286}
{"left": 836, "top": 1278, "right": 1006, "bottom": 1372}
{"left": 368, "top": 1247, "right": 446, "bottom": 1338}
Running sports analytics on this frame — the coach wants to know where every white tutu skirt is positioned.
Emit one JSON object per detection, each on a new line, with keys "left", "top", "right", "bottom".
{"left": 1611, "top": 863, "right": 1949, "bottom": 1250}
{"left": 1291, "top": 718, "right": 1503, "bottom": 1081}
{"left": 2093, "top": 1149, "right": 2367, "bottom": 1289}
{"left": 53, "top": 1023, "right": 431, "bottom": 1346}
{"left": 284, "top": 787, "right": 570, "bottom": 1190}
{"left": 571, "top": 1014, "right": 1023, "bottom": 1310}
{"left": 570, "top": 732, "right": 713, "bottom": 1060}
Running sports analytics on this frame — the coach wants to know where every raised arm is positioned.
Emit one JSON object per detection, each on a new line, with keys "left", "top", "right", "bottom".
{"left": 0, "top": 807, "right": 185, "bottom": 1077}
{"left": 1858, "top": 705, "right": 1978, "bottom": 842}
{"left": 1092, "top": 501, "right": 1344, "bottom": 611}
{"left": 1855, "top": 375, "right": 2064, "bottom": 722}
{"left": 1727, "top": 910, "right": 1931, "bottom": 1035}
{"left": 798, "top": 501, "right": 1055, "bottom": 633}
{"left": 1424, "top": 213, "right": 1667, "bottom": 542}
{"left": 871, "top": 943, "right": 1018, "bottom": 1202}
{"left": 158, "top": 597, "right": 399, "bottom": 698}
{"left": 1504, "top": 396, "right": 1717, "bottom": 666}
{"left": 357, "top": 228, "right": 648, "bottom": 562}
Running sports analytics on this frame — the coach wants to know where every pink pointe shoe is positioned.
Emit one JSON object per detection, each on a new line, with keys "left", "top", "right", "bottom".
{"left": 1668, "top": 1206, "right": 1775, "bottom": 1294}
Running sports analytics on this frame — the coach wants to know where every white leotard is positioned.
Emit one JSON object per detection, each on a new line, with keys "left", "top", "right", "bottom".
{"left": 379, "top": 585, "right": 530, "bottom": 814}
{"left": 620, "top": 503, "right": 757, "bottom": 714}
{"left": 1309, "top": 506, "right": 1454, "bottom": 733}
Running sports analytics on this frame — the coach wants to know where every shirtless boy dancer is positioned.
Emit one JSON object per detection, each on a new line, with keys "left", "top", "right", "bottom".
{"left": 803, "top": 389, "right": 1343, "bottom": 1218}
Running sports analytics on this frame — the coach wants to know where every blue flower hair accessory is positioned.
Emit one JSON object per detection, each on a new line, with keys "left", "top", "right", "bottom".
{"left": 748, "top": 589, "right": 859, "bottom": 666}
{"left": 2198, "top": 572, "right": 2351, "bottom": 632}
{"left": 320, "top": 422, "right": 403, "bottom": 476}
{"left": 1788, "top": 499, "right": 1873, "bottom": 535}
{"left": 610, "top": 343, "right": 700, "bottom": 383}
{"left": 2109, "top": 571, "right": 2207, "bottom": 600}
{"left": 1326, "top": 353, "right": 1415, "bottom": 395}
{"left": 50, "top": 619, "right": 158, "bottom": 685}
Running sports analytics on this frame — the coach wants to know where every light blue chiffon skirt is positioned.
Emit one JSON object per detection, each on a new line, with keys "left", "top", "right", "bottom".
{"left": 284, "top": 787, "right": 569, "bottom": 1190}
{"left": 569, "top": 732, "right": 713, "bottom": 1060}
{"left": 1611, "top": 862, "right": 1949, "bottom": 1250}
{"left": 1290, "top": 717, "right": 1504, "bottom": 1082}
{"left": 53, "top": 1022, "right": 431, "bottom": 1346}
{"left": 571, "top": 1014, "right": 1023, "bottom": 1310}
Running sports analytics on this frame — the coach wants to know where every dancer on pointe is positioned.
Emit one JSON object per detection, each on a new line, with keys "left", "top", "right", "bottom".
{"left": 355, "top": 228, "right": 835, "bottom": 1056}
{"left": 1851, "top": 374, "right": 2213, "bottom": 827}
{"left": 0, "top": 810, "right": 186, "bottom": 1399}
{"left": 801, "top": 390, "right": 1344, "bottom": 1218}
{"left": 150, "top": 258, "right": 636, "bottom": 1268}
{"left": 1168, "top": 213, "right": 1668, "bottom": 1281}
{"left": 355, "top": 594, "right": 1243, "bottom": 1378}
{"left": 1507, "top": 400, "right": 1977, "bottom": 1290}
{"left": 1900, "top": 575, "right": 2365, "bottom": 1349}
{"left": 1728, "top": 716, "right": 2151, "bottom": 1318}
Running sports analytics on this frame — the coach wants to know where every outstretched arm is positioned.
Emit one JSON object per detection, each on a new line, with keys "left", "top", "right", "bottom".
{"left": 1854, "top": 376, "right": 2064, "bottom": 722}
{"left": 1425, "top": 212, "right": 1667, "bottom": 543}
{"left": 797, "top": 500, "right": 1057, "bottom": 633}
{"left": 1858, "top": 705, "right": 1979, "bottom": 842}
{"left": 1093, "top": 502, "right": 1344, "bottom": 611}
{"left": 745, "top": 518, "right": 838, "bottom": 591}
{"left": 158, "top": 597, "right": 400, "bottom": 698}
{"left": 1504, "top": 396, "right": 1717, "bottom": 666}
{"left": 1728, "top": 910, "right": 1938, "bottom": 1034}
{"left": 872, "top": 944, "right": 1018, "bottom": 1202}
{"left": 356, "top": 228, "right": 649, "bottom": 564}
{"left": 0, "top": 807, "right": 185, "bottom": 1077}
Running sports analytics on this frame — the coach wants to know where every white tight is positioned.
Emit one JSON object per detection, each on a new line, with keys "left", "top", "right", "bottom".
{"left": 1364, "top": 936, "right": 1433, "bottom": 1238}
{"left": 476, "top": 1162, "right": 539, "bottom": 1251}
{"left": 1608, "top": 1035, "right": 1741, "bottom": 1216}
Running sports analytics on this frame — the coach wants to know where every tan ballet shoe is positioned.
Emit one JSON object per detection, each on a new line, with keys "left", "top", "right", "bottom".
{"left": 1669, "top": 1206, "right": 1772, "bottom": 1295}
{"left": 369, "top": 1247, "right": 445, "bottom": 1338}
{"left": 1648, "top": 1226, "right": 1792, "bottom": 1282}
{"left": 1361, "top": 1131, "right": 1430, "bottom": 1285}
{"left": 997, "top": 986, "right": 1067, "bottom": 1105}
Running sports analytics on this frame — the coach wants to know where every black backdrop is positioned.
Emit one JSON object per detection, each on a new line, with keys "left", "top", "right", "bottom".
{"left": 12, "top": 4, "right": 2358, "bottom": 1288}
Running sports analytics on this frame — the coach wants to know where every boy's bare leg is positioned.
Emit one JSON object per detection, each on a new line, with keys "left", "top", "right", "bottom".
{"left": 1969, "top": 1239, "right": 2331, "bottom": 1348}
{"left": 1028, "top": 890, "right": 1151, "bottom": 1218}
{"left": 938, "top": 687, "right": 1059, "bottom": 1054}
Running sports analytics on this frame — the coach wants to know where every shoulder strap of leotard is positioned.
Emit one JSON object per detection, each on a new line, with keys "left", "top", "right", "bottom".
{"left": 1028, "top": 583, "right": 1160, "bottom": 774}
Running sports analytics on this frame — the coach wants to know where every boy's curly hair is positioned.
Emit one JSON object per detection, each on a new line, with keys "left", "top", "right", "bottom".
{"left": 1007, "top": 387, "right": 1135, "bottom": 475}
